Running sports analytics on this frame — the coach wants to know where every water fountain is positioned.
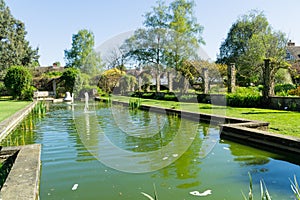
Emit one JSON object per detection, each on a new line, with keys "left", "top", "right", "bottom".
{"left": 84, "top": 92, "right": 89, "bottom": 112}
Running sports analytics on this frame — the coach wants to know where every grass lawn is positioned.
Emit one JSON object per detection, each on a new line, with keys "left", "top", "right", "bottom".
{"left": 0, "top": 99, "right": 31, "bottom": 123}
{"left": 109, "top": 95, "right": 300, "bottom": 138}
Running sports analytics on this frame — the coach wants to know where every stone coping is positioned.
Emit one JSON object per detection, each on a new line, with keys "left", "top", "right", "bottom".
{"left": 0, "top": 144, "right": 41, "bottom": 200}
{"left": 109, "top": 99, "right": 300, "bottom": 155}
{"left": 0, "top": 101, "right": 37, "bottom": 142}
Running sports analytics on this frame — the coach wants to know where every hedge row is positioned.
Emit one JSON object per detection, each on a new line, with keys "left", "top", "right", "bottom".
{"left": 131, "top": 91, "right": 263, "bottom": 108}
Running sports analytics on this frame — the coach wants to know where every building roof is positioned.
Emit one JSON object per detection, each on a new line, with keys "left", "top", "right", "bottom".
{"left": 287, "top": 40, "right": 300, "bottom": 61}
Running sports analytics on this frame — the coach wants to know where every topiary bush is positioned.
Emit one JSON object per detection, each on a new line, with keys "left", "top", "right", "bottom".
{"left": 4, "top": 66, "right": 33, "bottom": 100}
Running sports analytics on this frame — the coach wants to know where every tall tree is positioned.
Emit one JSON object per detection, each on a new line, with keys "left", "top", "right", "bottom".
{"left": 167, "top": 0, "right": 205, "bottom": 93}
{"left": 64, "top": 29, "right": 102, "bottom": 75}
{"left": 122, "top": 0, "right": 169, "bottom": 92}
{"left": 217, "top": 10, "right": 289, "bottom": 97}
{"left": 216, "top": 10, "right": 270, "bottom": 85}
{"left": 0, "top": 0, "right": 39, "bottom": 76}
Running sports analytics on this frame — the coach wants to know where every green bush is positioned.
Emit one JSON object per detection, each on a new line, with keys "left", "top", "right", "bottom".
{"left": 226, "top": 87, "right": 262, "bottom": 107}
{"left": 0, "top": 82, "right": 8, "bottom": 96}
{"left": 4, "top": 66, "right": 32, "bottom": 100}
{"left": 21, "top": 86, "right": 36, "bottom": 101}
{"left": 178, "top": 94, "right": 198, "bottom": 102}
{"left": 60, "top": 67, "right": 81, "bottom": 93}
{"left": 275, "top": 83, "right": 295, "bottom": 96}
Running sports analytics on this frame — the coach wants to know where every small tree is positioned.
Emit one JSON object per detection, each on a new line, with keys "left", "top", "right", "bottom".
{"left": 98, "top": 68, "right": 125, "bottom": 94}
{"left": 4, "top": 66, "right": 32, "bottom": 99}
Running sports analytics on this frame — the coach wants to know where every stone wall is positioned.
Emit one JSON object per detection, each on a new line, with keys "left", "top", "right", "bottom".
{"left": 269, "top": 96, "right": 300, "bottom": 111}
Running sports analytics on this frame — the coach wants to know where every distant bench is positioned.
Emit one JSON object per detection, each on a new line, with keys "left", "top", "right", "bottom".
{"left": 33, "top": 91, "right": 55, "bottom": 99}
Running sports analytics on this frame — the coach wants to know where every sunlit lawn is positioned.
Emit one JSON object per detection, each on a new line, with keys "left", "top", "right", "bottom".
{"left": 110, "top": 95, "right": 300, "bottom": 138}
{"left": 0, "top": 98, "right": 31, "bottom": 123}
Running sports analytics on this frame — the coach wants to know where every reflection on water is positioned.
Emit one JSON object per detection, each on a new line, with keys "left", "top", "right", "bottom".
{"left": 1, "top": 102, "right": 299, "bottom": 199}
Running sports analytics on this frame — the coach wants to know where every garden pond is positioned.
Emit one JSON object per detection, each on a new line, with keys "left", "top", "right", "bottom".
{"left": 1, "top": 102, "right": 299, "bottom": 199}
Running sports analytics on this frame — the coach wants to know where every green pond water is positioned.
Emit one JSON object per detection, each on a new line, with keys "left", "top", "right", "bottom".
{"left": 1, "top": 102, "right": 300, "bottom": 199}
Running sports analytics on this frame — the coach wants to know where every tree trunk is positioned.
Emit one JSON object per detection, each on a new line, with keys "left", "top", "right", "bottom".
{"left": 262, "top": 59, "right": 275, "bottom": 105}
{"left": 156, "top": 72, "right": 160, "bottom": 92}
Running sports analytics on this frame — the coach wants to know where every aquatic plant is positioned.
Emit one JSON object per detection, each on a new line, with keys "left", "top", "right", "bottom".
{"left": 32, "top": 101, "right": 47, "bottom": 116}
{"left": 242, "top": 172, "right": 271, "bottom": 200}
{"left": 141, "top": 183, "right": 158, "bottom": 200}
{"left": 290, "top": 175, "right": 300, "bottom": 200}
{"left": 243, "top": 172, "right": 300, "bottom": 200}
{"left": 129, "top": 98, "right": 141, "bottom": 109}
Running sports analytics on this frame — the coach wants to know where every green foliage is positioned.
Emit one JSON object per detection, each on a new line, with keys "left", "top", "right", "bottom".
{"left": 64, "top": 29, "right": 102, "bottom": 75}
{"left": 122, "top": 0, "right": 204, "bottom": 92}
{"left": 4, "top": 66, "right": 33, "bottom": 100}
{"left": 60, "top": 67, "right": 80, "bottom": 94}
{"left": 0, "top": 81, "right": 8, "bottom": 96}
{"left": 0, "top": 0, "right": 39, "bottom": 74}
{"left": 226, "top": 87, "right": 262, "bottom": 107}
{"left": 98, "top": 68, "right": 125, "bottom": 94}
{"left": 217, "top": 10, "right": 288, "bottom": 88}
{"left": 21, "top": 85, "right": 36, "bottom": 101}
{"left": 129, "top": 98, "right": 141, "bottom": 109}
{"left": 43, "top": 71, "right": 63, "bottom": 78}
{"left": 274, "top": 83, "right": 295, "bottom": 96}
{"left": 290, "top": 175, "right": 300, "bottom": 200}
{"left": 288, "top": 86, "right": 300, "bottom": 96}
{"left": 275, "top": 68, "right": 293, "bottom": 84}
{"left": 242, "top": 172, "right": 272, "bottom": 200}
{"left": 243, "top": 173, "right": 300, "bottom": 200}
{"left": 32, "top": 101, "right": 47, "bottom": 117}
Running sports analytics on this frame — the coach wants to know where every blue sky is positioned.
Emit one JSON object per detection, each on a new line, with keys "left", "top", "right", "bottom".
{"left": 6, "top": 0, "right": 300, "bottom": 66}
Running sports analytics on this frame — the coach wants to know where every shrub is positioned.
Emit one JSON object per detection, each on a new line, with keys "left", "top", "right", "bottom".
{"left": 275, "top": 83, "right": 295, "bottom": 96}
{"left": 21, "top": 86, "right": 36, "bottom": 101}
{"left": 4, "top": 66, "right": 32, "bottom": 100}
{"left": 288, "top": 86, "right": 300, "bottom": 96}
{"left": 226, "top": 87, "right": 262, "bottom": 107}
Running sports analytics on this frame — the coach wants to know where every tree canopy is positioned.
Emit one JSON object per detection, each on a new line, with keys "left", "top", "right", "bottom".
{"left": 0, "top": 0, "right": 39, "bottom": 76}
{"left": 121, "top": 0, "right": 204, "bottom": 93}
{"left": 217, "top": 10, "right": 289, "bottom": 87}
{"left": 64, "top": 29, "right": 102, "bottom": 75}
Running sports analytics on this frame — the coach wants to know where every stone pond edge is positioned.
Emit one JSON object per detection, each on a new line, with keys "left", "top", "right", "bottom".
{"left": 103, "top": 98, "right": 300, "bottom": 155}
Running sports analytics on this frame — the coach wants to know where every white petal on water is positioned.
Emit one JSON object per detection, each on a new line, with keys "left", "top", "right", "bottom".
{"left": 189, "top": 189, "right": 212, "bottom": 196}
{"left": 72, "top": 184, "right": 78, "bottom": 191}
{"left": 172, "top": 154, "right": 178, "bottom": 157}
{"left": 223, "top": 147, "right": 230, "bottom": 151}
{"left": 162, "top": 156, "right": 168, "bottom": 160}
{"left": 141, "top": 192, "right": 155, "bottom": 200}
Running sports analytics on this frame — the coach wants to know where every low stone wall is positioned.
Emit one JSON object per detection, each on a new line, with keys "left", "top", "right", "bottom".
{"left": 0, "top": 144, "right": 41, "bottom": 200}
{"left": 0, "top": 101, "right": 37, "bottom": 141}
{"left": 220, "top": 123, "right": 300, "bottom": 154}
{"left": 269, "top": 96, "right": 300, "bottom": 111}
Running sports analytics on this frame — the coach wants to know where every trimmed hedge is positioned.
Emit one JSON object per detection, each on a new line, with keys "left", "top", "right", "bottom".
{"left": 132, "top": 87, "right": 263, "bottom": 108}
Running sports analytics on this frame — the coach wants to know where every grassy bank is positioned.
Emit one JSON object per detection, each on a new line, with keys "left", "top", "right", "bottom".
{"left": 0, "top": 100, "right": 31, "bottom": 123}
{"left": 108, "top": 96, "right": 300, "bottom": 138}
